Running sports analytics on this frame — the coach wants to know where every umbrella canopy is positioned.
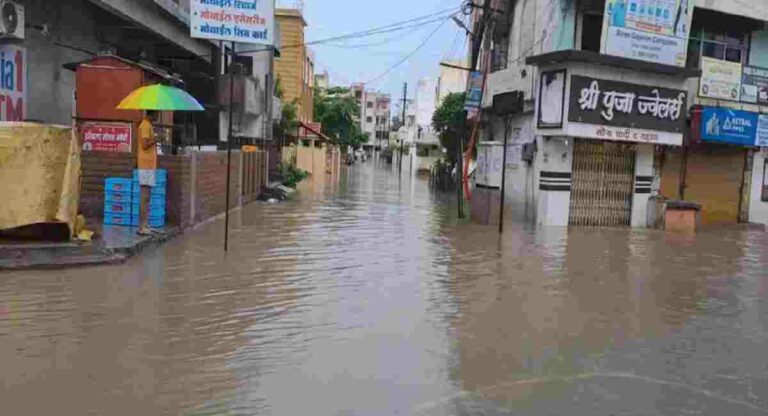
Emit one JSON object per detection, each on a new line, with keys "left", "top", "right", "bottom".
{"left": 116, "top": 84, "right": 204, "bottom": 111}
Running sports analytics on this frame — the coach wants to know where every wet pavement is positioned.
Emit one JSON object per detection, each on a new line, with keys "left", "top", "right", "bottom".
{"left": 2, "top": 160, "right": 768, "bottom": 415}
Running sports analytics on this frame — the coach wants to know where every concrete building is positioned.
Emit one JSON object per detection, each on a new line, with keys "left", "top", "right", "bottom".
{"left": 275, "top": 8, "right": 314, "bottom": 123}
{"left": 315, "top": 71, "right": 329, "bottom": 90}
{"left": 437, "top": 60, "right": 469, "bottom": 105}
{"left": 8, "top": 0, "right": 212, "bottom": 128}
{"left": 351, "top": 83, "right": 391, "bottom": 151}
{"left": 5, "top": 0, "right": 276, "bottom": 229}
{"left": 473, "top": 0, "right": 768, "bottom": 229}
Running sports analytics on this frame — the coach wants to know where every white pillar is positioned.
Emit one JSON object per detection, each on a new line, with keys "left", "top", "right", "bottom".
{"left": 632, "top": 144, "right": 654, "bottom": 228}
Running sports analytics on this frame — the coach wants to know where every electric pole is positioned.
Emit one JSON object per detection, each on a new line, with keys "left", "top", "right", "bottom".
{"left": 399, "top": 82, "right": 407, "bottom": 175}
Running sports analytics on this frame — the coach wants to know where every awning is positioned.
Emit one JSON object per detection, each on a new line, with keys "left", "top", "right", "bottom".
{"left": 298, "top": 121, "right": 335, "bottom": 144}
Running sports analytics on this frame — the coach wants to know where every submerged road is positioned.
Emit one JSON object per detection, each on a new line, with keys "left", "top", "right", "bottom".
{"left": 2, "top": 161, "right": 767, "bottom": 415}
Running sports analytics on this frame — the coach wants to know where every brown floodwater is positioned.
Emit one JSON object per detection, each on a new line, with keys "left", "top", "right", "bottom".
{"left": 2, "top": 161, "right": 768, "bottom": 415}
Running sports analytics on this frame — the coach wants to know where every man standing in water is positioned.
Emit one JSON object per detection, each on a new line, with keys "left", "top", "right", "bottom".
{"left": 137, "top": 110, "right": 159, "bottom": 236}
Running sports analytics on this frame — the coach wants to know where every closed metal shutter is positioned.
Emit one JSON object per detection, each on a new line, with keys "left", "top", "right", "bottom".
{"left": 659, "top": 144, "right": 746, "bottom": 224}
{"left": 569, "top": 139, "right": 636, "bottom": 227}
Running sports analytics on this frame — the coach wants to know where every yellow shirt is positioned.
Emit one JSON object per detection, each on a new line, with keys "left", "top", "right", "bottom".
{"left": 137, "top": 118, "right": 157, "bottom": 170}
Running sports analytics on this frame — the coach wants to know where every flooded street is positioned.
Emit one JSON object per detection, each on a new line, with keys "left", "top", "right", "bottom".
{"left": 2, "top": 161, "right": 768, "bottom": 415}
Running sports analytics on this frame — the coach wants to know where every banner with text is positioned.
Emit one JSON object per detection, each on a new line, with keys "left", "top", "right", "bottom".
{"left": 601, "top": 0, "right": 693, "bottom": 67}
{"left": 0, "top": 44, "right": 27, "bottom": 122}
{"left": 741, "top": 66, "right": 768, "bottom": 105}
{"left": 700, "top": 106, "right": 768, "bottom": 147}
{"left": 569, "top": 75, "right": 687, "bottom": 133}
{"left": 191, "top": 0, "right": 275, "bottom": 45}
{"left": 81, "top": 122, "right": 132, "bottom": 152}
{"left": 699, "top": 57, "right": 742, "bottom": 101}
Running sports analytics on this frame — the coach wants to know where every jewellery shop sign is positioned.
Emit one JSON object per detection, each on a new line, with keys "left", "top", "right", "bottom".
{"left": 567, "top": 75, "right": 687, "bottom": 146}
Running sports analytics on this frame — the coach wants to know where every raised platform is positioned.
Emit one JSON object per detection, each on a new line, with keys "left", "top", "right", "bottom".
{"left": 0, "top": 225, "right": 180, "bottom": 270}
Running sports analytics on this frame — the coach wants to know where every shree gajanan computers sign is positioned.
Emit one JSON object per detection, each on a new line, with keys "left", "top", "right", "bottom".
{"left": 0, "top": 44, "right": 26, "bottom": 121}
{"left": 601, "top": 0, "right": 694, "bottom": 67}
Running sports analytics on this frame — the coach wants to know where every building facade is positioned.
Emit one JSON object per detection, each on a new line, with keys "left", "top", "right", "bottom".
{"left": 474, "top": 0, "right": 768, "bottom": 228}
{"left": 275, "top": 8, "right": 314, "bottom": 123}
{"left": 437, "top": 60, "right": 469, "bottom": 105}
{"left": 351, "top": 83, "right": 391, "bottom": 151}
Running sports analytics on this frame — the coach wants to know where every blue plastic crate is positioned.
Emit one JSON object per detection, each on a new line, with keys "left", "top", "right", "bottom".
{"left": 131, "top": 193, "right": 165, "bottom": 205}
{"left": 104, "top": 200, "right": 135, "bottom": 215}
{"left": 132, "top": 179, "right": 166, "bottom": 192}
{"left": 132, "top": 213, "right": 166, "bottom": 228}
{"left": 131, "top": 202, "right": 166, "bottom": 216}
{"left": 104, "top": 189, "right": 133, "bottom": 204}
{"left": 105, "top": 177, "right": 133, "bottom": 193}
{"left": 104, "top": 213, "right": 134, "bottom": 227}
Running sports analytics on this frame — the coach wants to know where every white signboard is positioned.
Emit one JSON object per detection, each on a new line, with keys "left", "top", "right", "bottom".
{"left": 191, "top": 0, "right": 275, "bottom": 45}
{"left": 475, "top": 142, "right": 504, "bottom": 188}
{"left": 566, "top": 122, "right": 683, "bottom": 146}
{"left": 601, "top": 0, "right": 693, "bottom": 67}
{"left": 700, "top": 57, "right": 742, "bottom": 101}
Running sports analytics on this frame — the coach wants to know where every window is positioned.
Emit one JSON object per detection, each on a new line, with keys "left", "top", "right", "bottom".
{"left": 367, "top": 102, "right": 374, "bottom": 109}
{"left": 581, "top": 13, "right": 603, "bottom": 53}
{"left": 233, "top": 55, "right": 253, "bottom": 75}
{"left": 686, "top": 10, "right": 754, "bottom": 68}
{"left": 367, "top": 116, "right": 373, "bottom": 123}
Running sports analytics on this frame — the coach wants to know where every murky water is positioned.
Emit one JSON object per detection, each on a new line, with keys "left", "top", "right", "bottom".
{"left": 2, "top": 161, "right": 768, "bottom": 415}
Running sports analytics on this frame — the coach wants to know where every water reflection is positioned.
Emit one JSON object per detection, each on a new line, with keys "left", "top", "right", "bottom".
{"left": 1, "top": 162, "right": 767, "bottom": 415}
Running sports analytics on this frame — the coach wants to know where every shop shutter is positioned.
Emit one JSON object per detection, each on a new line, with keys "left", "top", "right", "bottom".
{"left": 570, "top": 139, "right": 636, "bottom": 227}
{"left": 682, "top": 144, "right": 746, "bottom": 224}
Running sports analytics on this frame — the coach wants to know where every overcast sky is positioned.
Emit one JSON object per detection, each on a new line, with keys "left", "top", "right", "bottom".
{"left": 277, "top": 0, "right": 468, "bottom": 101}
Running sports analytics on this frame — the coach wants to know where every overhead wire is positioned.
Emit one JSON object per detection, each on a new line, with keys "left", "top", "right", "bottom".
{"left": 324, "top": 23, "right": 437, "bottom": 50}
{"left": 363, "top": 16, "right": 453, "bottom": 86}
{"left": 281, "top": 7, "right": 459, "bottom": 49}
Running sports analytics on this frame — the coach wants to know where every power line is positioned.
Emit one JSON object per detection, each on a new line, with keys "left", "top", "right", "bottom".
{"left": 279, "top": 7, "right": 459, "bottom": 50}
{"left": 323, "top": 21, "right": 441, "bottom": 50}
{"left": 364, "top": 17, "right": 451, "bottom": 86}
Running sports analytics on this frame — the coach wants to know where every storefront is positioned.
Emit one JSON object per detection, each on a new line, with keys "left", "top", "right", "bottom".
{"left": 527, "top": 58, "right": 690, "bottom": 228}
{"left": 661, "top": 106, "right": 764, "bottom": 224}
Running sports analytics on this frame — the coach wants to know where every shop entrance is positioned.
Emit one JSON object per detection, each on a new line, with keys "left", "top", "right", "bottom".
{"left": 660, "top": 143, "right": 747, "bottom": 224}
{"left": 569, "top": 139, "right": 636, "bottom": 227}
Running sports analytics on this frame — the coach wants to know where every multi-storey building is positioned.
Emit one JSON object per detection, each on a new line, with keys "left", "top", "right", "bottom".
{"left": 473, "top": 0, "right": 768, "bottom": 228}
{"left": 351, "top": 83, "right": 391, "bottom": 152}
{"left": 275, "top": 8, "right": 314, "bottom": 123}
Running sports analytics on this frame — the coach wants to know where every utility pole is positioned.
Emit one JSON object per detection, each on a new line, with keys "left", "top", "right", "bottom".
{"left": 224, "top": 41, "right": 236, "bottom": 252}
{"left": 399, "top": 82, "right": 407, "bottom": 175}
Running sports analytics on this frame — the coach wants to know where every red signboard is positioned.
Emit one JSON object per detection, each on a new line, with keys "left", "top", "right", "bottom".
{"left": 82, "top": 122, "right": 132, "bottom": 153}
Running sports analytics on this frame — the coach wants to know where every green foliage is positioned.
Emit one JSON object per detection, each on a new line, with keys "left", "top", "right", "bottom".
{"left": 280, "top": 163, "right": 309, "bottom": 188}
{"left": 313, "top": 86, "right": 368, "bottom": 149}
{"left": 274, "top": 76, "right": 284, "bottom": 99}
{"left": 274, "top": 99, "right": 299, "bottom": 140}
{"left": 432, "top": 92, "right": 466, "bottom": 165}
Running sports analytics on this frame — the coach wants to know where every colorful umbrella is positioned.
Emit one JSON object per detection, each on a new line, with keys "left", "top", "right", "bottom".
{"left": 116, "top": 84, "right": 204, "bottom": 111}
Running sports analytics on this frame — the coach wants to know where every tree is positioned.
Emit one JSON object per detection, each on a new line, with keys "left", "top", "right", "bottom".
{"left": 314, "top": 87, "right": 367, "bottom": 149}
{"left": 274, "top": 99, "right": 298, "bottom": 142}
{"left": 432, "top": 92, "right": 466, "bottom": 165}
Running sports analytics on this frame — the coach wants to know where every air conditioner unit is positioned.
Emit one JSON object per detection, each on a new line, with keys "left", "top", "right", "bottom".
{"left": 0, "top": 1, "right": 24, "bottom": 41}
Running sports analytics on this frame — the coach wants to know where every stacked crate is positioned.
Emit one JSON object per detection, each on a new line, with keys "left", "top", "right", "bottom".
{"left": 132, "top": 169, "right": 167, "bottom": 228}
{"left": 103, "top": 169, "right": 167, "bottom": 228}
{"left": 103, "top": 178, "right": 137, "bottom": 226}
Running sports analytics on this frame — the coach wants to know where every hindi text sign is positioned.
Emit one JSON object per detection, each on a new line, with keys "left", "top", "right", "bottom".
{"left": 191, "top": 0, "right": 274, "bottom": 45}
{"left": 82, "top": 122, "right": 132, "bottom": 153}
{"left": 569, "top": 75, "right": 687, "bottom": 133}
